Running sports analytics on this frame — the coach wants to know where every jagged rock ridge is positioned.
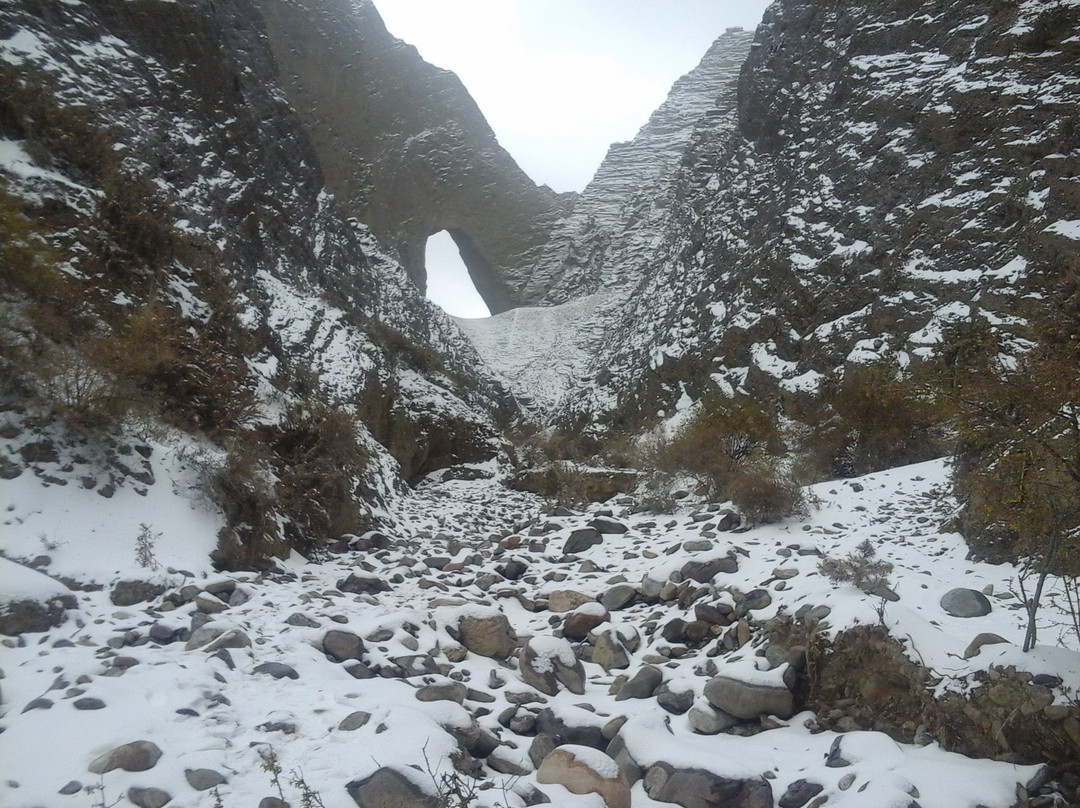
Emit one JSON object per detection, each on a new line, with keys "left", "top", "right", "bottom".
{"left": 457, "top": 27, "right": 755, "bottom": 416}
{"left": 544, "top": 0, "right": 1080, "bottom": 432}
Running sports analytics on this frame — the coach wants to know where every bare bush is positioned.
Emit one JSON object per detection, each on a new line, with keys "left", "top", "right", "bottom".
{"left": 818, "top": 539, "right": 894, "bottom": 596}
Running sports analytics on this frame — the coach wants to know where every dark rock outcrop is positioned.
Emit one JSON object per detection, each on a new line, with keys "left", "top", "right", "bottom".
{"left": 258, "top": 0, "right": 569, "bottom": 314}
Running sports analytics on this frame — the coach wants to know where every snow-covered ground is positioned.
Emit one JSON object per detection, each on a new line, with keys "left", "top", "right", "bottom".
{"left": 2, "top": 453, "right": 1076, "bottom": 808}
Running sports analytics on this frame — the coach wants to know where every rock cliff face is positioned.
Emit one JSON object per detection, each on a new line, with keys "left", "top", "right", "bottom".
{"left": 258, "top": 0, "right": 570, "bottom": 314}
{"left": 3, "top": 0, "right": 1079, "bottom": 490}
{"left": 541, "top": 0, "right": 1080, "bottom": 433}
{"left": 0, "top": 0, "right": 515, "bottom": 515}
{"left": 456, "top": 28, "right": 755, "bottom": 416}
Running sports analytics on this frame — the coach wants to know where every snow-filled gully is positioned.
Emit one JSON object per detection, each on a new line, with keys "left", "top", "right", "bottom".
{"left": 2, "top": 458, "right": 1075, "bottom": 808}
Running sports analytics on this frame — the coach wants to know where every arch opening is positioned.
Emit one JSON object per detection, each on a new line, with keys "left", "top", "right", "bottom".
{"left": 424, "top": 230, "right": 491, "bottom": 319}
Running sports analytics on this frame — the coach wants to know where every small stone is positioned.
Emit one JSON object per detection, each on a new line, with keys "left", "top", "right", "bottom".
{"left": 286, "top": 613, "right": 320, "bottom": 628}
{"left": 940, "top": 588, "right": 992, "bottom": 618}
{"left": 73, "top": 697, "right": 106, "bottom": 710}
{"left": 339, "top": 711, "right": 372, "bottom": 731}
{"left": 963, "top": 632, "right": 1009, "bottom": 659}
{"left": 59, "top": 780, "right": 82, "bottom": 795}
{"left": 88, "top": 741, "right": 163, "bottom": 774}
{"left": 185, "top": 768, "right": 227, "bottom": 791}
{"left": 253, "top": 662, "right": 299, "bottom": 680}
{"left": 127, "top": 786, "right": 172, "bottom": 808}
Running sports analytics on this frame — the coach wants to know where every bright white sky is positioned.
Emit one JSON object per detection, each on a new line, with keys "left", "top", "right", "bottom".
{"left": 374, "top": 0, "right": 773, "bottom": 317}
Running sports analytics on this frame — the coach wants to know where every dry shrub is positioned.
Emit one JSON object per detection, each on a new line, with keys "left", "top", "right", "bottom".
{"left": 818, "top": 539, "right": 894, "bottom": 595}
{"left": 204, "top": 439, "right": 286, "bottom": 571}
{"left": 798, "top": 362, "right": 944, "bottom": 480}
{"left": 269, "top": 403, "right": 370, "bottom": 555}
{"left": 207, "top": 403, "right": 373, "bottom": 570}
{"left": 633, "top": 394, "right": 806, "bottom": 522}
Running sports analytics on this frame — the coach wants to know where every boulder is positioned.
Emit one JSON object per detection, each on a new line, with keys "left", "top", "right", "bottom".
{"left": 323, "top": 629, "right": 365, "bottom": 662}
{"left": 346, "top": 768, "right": 438, "bottom": 808}
{"left": 680, "top": 555, "right": 738, "bottom": 583}
{"left": 615, "top": 666, "right": 663, "bottom": 701}
{"left": 600, "top": 585, "right": 637, "bottom": 611}
{"left": 564, "top": 528, "right": 603, "bottom": 555}
{"left": 110, "top": 580, "right": 165, "bottom": 607}
{"left": 563, "top": 603, "right": 609, "bottom": 640}
{"left": 537, "top": 745, "right": 630, "bottom": 808}
{"left": 520, "top": 636, "right": 586, "bottom": 695}
{"left": 456, "top": 611, "right": 517, "bottom": 660}
{"left": 185, "top": 768, "right": 227, "bottom": 791}
{"left": 703, "top": 675, "right": 793, "bottom": 720}
{"left": 127, "top": 787, "right": 172, "bottom": 808}
{"left": 88, "top": 741, "right": 163, "bottom": 774}
{"left": 940, "top": 588, "right": 992, "bottom": 618}
{"left": 643, "top": 762, "right": 773, "bottom": 808}
{"left": 337, "top": 574, "right": 390, "bottom": 595}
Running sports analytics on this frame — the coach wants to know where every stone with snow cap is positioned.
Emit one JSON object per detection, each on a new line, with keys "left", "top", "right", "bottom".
{"left": 520, "top": 635, "right": 586, "bottom": 695}
{"left": 703, "top": 672, "right": 794, "bottom": 720}
{"left": 537, "top": 745, "right": 630, "bottom": 808}
{"left": 451, "top": 607, "right": 518, "bottom": 659}
{"left": 643, "top": 762, "right": 773, "bottom": 808}
{"left": 346, "top": 767, "right": 438, "bottom": 808}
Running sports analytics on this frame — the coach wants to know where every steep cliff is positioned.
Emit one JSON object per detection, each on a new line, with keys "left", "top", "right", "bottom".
{"left": 0, "top": 0, "right": 518, "bottom": 564}
{"left": 457, "top": 27, "right": 755, "bottom": 415}
{"left": 258, "top": 0, "right": 570, "bottom": 314}
{"left": 544, "top": 0, "right": 1080, "bottom": 434}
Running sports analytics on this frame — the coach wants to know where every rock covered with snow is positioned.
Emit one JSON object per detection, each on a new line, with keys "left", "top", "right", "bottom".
{"left": 537, "top": 745, "right": 630, "bottom": 808}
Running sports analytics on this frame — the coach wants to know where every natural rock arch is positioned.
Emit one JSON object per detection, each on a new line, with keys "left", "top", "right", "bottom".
{"left": 259, "top": 0, "right": 571, "bottom": 314}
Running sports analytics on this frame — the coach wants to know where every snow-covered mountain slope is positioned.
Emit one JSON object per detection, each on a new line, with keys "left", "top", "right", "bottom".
{"left": 2, "top": 458, "right": 1076, "bottom": 807}
{"left": 0, "top": 0, "right": 516, "bottom": 500}
{"left": 544, "top": 0, "right": 1080, "bottom": 431}
{"left": 460, "top": 28, "right": 755, "bottom": 418}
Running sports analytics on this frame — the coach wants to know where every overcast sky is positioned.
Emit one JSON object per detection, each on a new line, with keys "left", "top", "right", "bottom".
{"left": 373, "top": 0, "right": 773, "bottom": 317}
